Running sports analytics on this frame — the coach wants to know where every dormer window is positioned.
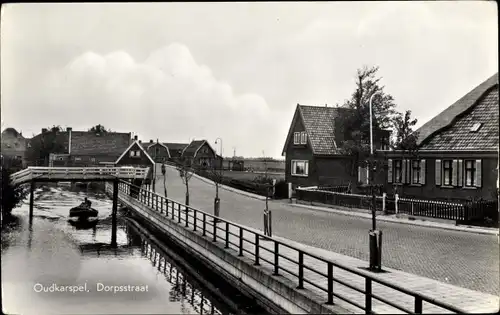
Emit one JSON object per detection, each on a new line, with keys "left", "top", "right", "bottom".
{"left": 470, "top": 123, "right": 482, "bottom": 132}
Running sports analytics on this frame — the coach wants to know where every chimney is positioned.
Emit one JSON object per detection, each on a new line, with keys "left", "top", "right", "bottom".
{"left": 67, "top": 127, "right": 72, "bottom": 154}
{"left": 134, "top": 135, "right": 138, "bottom": 141}
{"left": 149, "top": 139, "right": 153, "bottom": 144}
{"left": 139, "top": 140, "right": 142, "bottom": 144}
{"left": 42, "top": 128, "right": 48, "bottom": 134}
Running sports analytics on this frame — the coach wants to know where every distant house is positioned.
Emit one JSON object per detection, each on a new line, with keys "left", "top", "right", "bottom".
{"left": 282, "top": 104, "right": 390, "bottom": 190}
{"left": 164, "top": 143, "right": 189, "bottom": 160}
{"left": 43, "top": 128, "right": 132, "bottom": 167}
{"left": 383, "top": 73, "right": 498, "bottom": 201}
{"left": 139, "top": 139, "right": 171, "bottom": 163}
{"left": 1, "top": 128, "right": 28, "bottom": 168}
{"left": 181, "top": 140, "right": 222, "bottom": 169}
{"left": 115, "top": 138, "right": 155, "bottom": 185}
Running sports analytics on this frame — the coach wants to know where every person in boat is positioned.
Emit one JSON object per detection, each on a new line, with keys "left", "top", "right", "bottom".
{"left": 83, "top": 197, "right": 92, "bottom": 208}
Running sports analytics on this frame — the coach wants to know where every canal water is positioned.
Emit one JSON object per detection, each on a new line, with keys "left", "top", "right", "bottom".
{"left": 1, "top": 184, "right": 267, "bottom": 315}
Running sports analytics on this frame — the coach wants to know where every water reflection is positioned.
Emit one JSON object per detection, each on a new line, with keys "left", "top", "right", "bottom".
{"left": 2, "top": 185, "right": 264, "bottom": 315}
{"left": 140, "top": 238, "right": 223, "bottom": 315}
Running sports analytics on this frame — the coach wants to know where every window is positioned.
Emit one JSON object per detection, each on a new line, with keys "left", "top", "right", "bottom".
{"left": 291, "top": 160, "right": 308, "bottom": 177}
{"left": 129, "top": 150, "right": 141, "bottom": 158}
{"left": 442, "top": 160, "right": 453, "bottom": 186}
{"left": 155, "top": 147, "right": 160, "bottom": 156}
{"left": 293, "top": 132, "right": 300, "bottom": 144}
{"left": 411, "top": 160, "right": 421, "bottom": 184}
{"left": 394, "top": 160, "right": 402, "bottom": 183}
{"left": 470, "top": 123, "right": 482, "bottom": 132}
{"left": 300, "top": 131, "right": 307, "bottom": 144}
{"left": 91, "top": 157, "right": 96, "bottom": 163}
{"left": 464, "top": 160, "right": 476, "bottom": 187}
{"left": 74, "top": 157, "right": 81, "bottom": 161}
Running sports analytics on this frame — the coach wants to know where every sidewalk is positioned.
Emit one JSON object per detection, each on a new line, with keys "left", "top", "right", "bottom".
{"left": 183, "top": 169, "right": 499, "bottom": 236}
{"left": 129, "top": 193, "right": 499, "bottom": 314}
{"left": 290, "top": 200, "right": 500, "bottom": 236}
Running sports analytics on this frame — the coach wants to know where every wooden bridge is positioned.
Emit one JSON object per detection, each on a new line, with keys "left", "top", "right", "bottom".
{"left": 10, "top": 166, "right": 150, "bottom": 186}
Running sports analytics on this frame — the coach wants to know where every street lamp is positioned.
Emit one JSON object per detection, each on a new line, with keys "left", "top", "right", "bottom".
{"left": 368, "top": 91, "right": 383, "bottom": 272}
{"left": 214, "top": 138, "right": 223, "bottom": 222}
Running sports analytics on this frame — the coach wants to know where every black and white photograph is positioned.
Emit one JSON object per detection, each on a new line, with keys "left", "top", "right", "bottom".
{"left": 1, "top": 1, "right": 498, "bottom": 314}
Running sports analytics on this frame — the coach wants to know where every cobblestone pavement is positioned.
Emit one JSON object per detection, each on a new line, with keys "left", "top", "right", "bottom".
{"left": 154, "top": 165, "right": 499, "bottom": 295}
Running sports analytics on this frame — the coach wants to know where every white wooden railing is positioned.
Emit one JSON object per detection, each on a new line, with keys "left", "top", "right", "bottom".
{"left": 10, "top": 166, "right": 150, "bottom": 185}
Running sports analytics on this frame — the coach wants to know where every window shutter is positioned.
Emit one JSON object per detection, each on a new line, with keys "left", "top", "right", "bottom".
{"left": 304, "top": 161, "right": 309, "bottom": 176}
{"left": 358, "top": 166, "right": 362, "bottom": 182}
{"left": 407, "top": 159, "right": 412, "bottom": 184}
{"left": 387, "top": 159, "right": 393, "bottom": 183}
{"left": 435, "top": 159, "right": 441, "bottom": 185}
{"left": 475, "top": 159, "right": 482, "bottom": 187}
{"left": 457, "top": 160, "right": 463, "bottom": 186}
{"left": 419, "top": 160, "right": 426, "bottom": 184}
{"left": 291, "top": 161, "right": 295, "bottom": 175}
{"left": 402, "top": 160, "right": 407, "bottom": 184}
{"left": 452, "top": 159, "right": 458, "bottom": 186}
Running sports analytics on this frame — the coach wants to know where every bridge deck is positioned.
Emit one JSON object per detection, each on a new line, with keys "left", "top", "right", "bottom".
{"left": 10, "top": 166, "right": 150, "bottom": 185}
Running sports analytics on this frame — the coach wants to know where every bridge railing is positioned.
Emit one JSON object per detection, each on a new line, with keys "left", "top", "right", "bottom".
{"left": 10, "top": 167, "right": 150, "bottom": 185}
{"left": 113, "top": 180, "right": 467, "bottom": 314}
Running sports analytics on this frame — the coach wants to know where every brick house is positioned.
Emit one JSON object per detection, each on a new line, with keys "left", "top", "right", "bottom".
{"left": 140, "top": 139, "right": 171, "bottom": 163}
{"left": 282, "top": 104, "right": 390, "bottom": 190}
{"left": 45, "top": 128, "right": 132, "bottom": 167}
{"left": 383, "top": 73, "right": 498, "bottom": 201}
{"left": 1, "top": 128, "right": 28, "bottom": 168}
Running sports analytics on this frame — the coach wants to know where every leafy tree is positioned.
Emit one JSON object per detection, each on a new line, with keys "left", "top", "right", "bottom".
{"left": 1, "top": 162, "right": 28, "bottom": 224}
{"left": 391, "top": 110, "right": 419, "bottom": 152}
{"left": 176, "top": 157, "right": 195, "bottom": 206}
{"left": 339, "top": 66, "right": 398, "bottom": 179}
{"left": 390, "top": 110, "right": 419, "bottom": 196}
{"left": 89, "top": 124, "right": 109, "bottom": 133}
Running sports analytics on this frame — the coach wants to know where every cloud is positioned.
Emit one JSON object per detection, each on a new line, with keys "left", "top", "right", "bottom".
{"left": 40, "top": 43, "right": 283, "bottom": 157}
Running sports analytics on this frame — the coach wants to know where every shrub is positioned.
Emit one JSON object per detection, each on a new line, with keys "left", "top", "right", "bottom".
{"left": 1, "top": 167, "right": 28, "bottom": 221}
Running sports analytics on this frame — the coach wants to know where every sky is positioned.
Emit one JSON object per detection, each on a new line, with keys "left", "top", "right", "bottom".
{"left": 1, "top": 2, "right": 498, "bottom": 159}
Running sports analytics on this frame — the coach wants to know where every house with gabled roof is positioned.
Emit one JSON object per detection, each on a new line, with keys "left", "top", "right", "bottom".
{"left": 181, "top": 139, "right": 222, "bottom": 169}
{"left": 114, "top": 137, "right": 155, "bottom": 184}
{"left": 282, "top": 104, "right": 390, "bottom": 190}
{"left": 383, "top": 73, "right": 498, "bottom": 201}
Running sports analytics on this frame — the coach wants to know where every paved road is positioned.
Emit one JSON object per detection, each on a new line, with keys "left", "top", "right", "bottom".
{"left": 153, "top": 165, "right": 499, "bottom": 295}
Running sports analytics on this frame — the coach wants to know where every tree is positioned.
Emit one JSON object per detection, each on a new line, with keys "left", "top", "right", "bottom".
{"left": 88, "top": 124, "right": 109, "bottom": 133}
{"left": 176, "top": 157, "right": 194, "bottom": 206}
{"left": 390, "top": 110, "right": 419, "bottom": 196}
{"left": 161, "top": 163, "right": 168, "bottom": 199}
{"left": 339, "top": 66, "right": 398, "bottom": 179}
{"left": 1, "top": 163, "right": 28, "bottom": 225}
{"left": 203, "top": 162, "right": 225, "bottom": 221}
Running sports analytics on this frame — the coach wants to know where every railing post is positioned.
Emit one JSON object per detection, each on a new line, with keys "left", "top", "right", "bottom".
{"left": 178, "top": 204, "right": 181, "bottom": 223}
{"left": 185, "top": 206, "right": 189, "bottom": 227}
{"left": 415, "top": 296, "right": 423, "bottom": 314}
{"left": 213, "top": 218, "right": 217, "bottom": 242}
{"left": 326, "top": 262, "right": 333, "bottom": 305}
{"left": 297, "top": 251, "right": 304, "bottom": 289}
{"left": 193, "top": 210, "right": 197, "bottom": 232}
{"left": 160, "top": 197, "right": 164, "bottom": 214}
{"left": 225, "top": 222, "right": 229, "bottom": 248}
{"left": 254, "top": 234, "right": 260, "bottom": 266}
{"left": 395, "top": 194, "right": 399, "bottom": 214}
{"left": 203, "top": 213, "right": 206, "bottom": 236}
{"left": 365, "top": 278, "right": 372, "bottom": 314}
{"left": 171, "top": 201, "right": 175, "bottom": 219}
{"left": 273, "top": 242, "right": 279, "bottom": 275}
{"left": 239, "top": 228, "right": 243, "bottom": 256}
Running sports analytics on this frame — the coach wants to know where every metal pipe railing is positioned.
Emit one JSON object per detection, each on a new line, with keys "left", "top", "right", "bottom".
{"left": 108, "top": 180, "right": 468, "bottom": 315}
